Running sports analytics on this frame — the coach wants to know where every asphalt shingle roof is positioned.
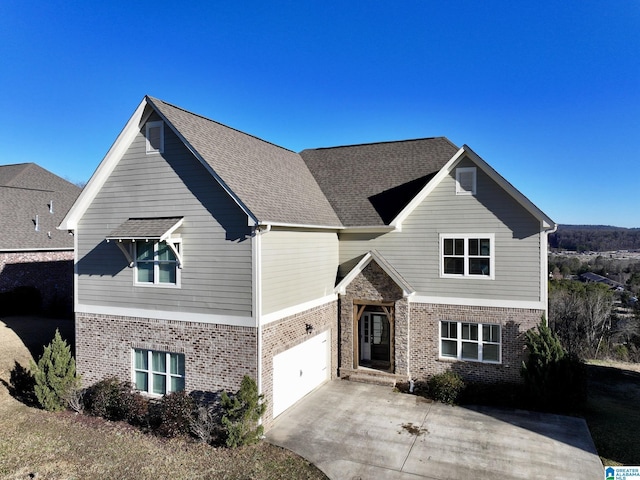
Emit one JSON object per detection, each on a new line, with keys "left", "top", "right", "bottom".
{"left": 147, "top": 97, "right": 342, "bottom": 228}
{"left": 107, "top": 217, "right": 183, "bottom": 240}
{"left": 0, "top": 163, "right": 81, "bottom": 250}
{"left": 300, "top": 138, "right": 459, "bottom": 226}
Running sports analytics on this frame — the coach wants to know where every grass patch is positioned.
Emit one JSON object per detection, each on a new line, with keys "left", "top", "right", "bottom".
{"left": 583, "top": 362, "right": 640, "bottom": 466}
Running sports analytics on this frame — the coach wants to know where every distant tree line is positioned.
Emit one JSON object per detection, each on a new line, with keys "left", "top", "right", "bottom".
{"left": 549, "top": 254, "right": 640, "bottom": 294}
{"left": 549, "top": 225, "right": 640, "bottom": 252}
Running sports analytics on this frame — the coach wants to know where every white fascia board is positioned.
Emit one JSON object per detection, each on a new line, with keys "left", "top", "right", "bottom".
{"left": 409, "top": 295, "right": 547, "bottom": 311}
{"left": 76, "top": 303, "right": 257, "bottom": 328}
{"left": 256, "top": 221, "right": 343, "bottom": 230}
{"left": 461, "top": 145, "right": 557, "bottom": 230}
{"left": 390, "top": 147, "right": 467, "bottom": 230}
{"left": 145, "top": 97, "right": 258, "bottom": 227}
{"left": 340, "top": 225, "right": 396, "bottom": 234}
{"left": 58, "top": 98, "right": 149, "bottom": 231}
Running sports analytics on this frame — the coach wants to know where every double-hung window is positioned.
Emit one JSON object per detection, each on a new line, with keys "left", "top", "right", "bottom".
{"left": 135, "top": 240, "right": 180, "bottom": 286}
{"left": 134, "top": 349, "right": 185, "bottom": 395}
{"left": 440, "top": 321, "right": 501, "bottom": 363}
{"left": 440, "top": 234, "right": 494, "bottom": 279}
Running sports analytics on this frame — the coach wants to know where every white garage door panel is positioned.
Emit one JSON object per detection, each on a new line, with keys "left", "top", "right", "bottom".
{"left": 273, "top": 330, "right": 329, "bottom": 418}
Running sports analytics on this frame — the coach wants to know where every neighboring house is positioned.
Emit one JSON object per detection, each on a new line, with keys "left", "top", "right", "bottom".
{"left": 0, "top": 163, "right": 81, "bottom": 314}
{"left": 59, "top": 96, "right": 556, "bottom": 428}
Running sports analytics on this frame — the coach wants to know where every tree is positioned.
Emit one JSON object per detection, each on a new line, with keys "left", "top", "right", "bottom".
{"left": 221, "top": 375, "right": 266, "bottom": 447}
{"left": 31, "top": 329, "right": 81, "bottom": 412}
{"left": 548, "top": 280, "right": 613, "bottom": 358}
{"left": 521, "top": 318, "right": 586, "bottom": 411}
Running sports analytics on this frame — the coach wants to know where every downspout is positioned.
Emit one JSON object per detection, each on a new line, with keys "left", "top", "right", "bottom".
{"left": 542, "top": 222, "right": 558, "bottom": 325}
{"left": 254, "top": 223, "right": 271, "bottom": 422}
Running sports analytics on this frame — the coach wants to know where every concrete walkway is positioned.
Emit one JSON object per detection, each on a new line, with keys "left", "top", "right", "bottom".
{"left": 267, "top": 380, "right": 604, "bottom": 480}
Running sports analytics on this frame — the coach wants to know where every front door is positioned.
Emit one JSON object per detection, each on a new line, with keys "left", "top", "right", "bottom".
{"left": 359, "top": 312, "right": 390, "bottom": 367}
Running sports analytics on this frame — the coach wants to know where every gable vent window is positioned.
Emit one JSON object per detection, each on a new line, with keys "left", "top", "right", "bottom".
{"left": 456, "top": 167, "right": 476, "bottom": 195}
{"left": 146, "top": 121, "right": 164, "bottom": 154}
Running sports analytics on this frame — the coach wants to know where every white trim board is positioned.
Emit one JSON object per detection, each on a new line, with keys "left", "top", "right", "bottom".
{"left": 76, "top": 304, "right": 256, "bottom": 328}
{"left": 409, "top": 295, "right": 546, "bottom": 311}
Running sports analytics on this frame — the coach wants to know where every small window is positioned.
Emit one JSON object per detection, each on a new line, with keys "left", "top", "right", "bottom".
{"left": 456, "top": 167, "right": 476, "bottom": 195}
{"left": 441, "top": 234, "right": 494, "bottom": 279}
{"left": 135, "top": 240, "right": 180, "bottom": 286}
{"left": 134, "top": 349, "right": 185, "bottom": 395}
{"left": 146, "top": 121, "right": 164, "bottom": 154}
{"left": 440, "top": 321, "right": 501, "bottom": 363}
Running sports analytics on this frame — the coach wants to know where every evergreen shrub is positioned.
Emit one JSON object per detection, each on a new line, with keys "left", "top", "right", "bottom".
{"left": 31, "top": 329, "right": 80, "bottom": 412}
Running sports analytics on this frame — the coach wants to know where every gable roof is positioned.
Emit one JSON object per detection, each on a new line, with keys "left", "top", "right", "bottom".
{"left": 60, "top": 96, "right": 555, "bottom": 233}
{"left": 148, "top": 97, "right": 342, "bottom": 228}
{"left": 0, "top": 163, "right": 81, "bottom": 250}
{"left": 62, "top": 97, "right": 341, "bottom": 230}
{"left": 335, "top": 250, "right": 415, "bottom": 297}
{"left": 300, "top": 138, "right": 459, "bottom": 227}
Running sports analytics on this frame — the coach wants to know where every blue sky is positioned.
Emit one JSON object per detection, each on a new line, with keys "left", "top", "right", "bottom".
{"left": 1, "top": 1, "right": 638, "bottom": 227}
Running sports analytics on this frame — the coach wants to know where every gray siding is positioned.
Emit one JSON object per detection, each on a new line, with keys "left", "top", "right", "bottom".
{"left": 77, "top": 118, "right": 253, "bottom": 317}
{"left": 339, "top": 157, "right": 542, "bottom": 302}
{"left": 261, "top": 229, "right": 339, "bottom": 315}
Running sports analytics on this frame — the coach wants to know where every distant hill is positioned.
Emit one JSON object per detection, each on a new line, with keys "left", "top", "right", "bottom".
{"left": 549, "top": 225, "right": 640, "bottom": 252}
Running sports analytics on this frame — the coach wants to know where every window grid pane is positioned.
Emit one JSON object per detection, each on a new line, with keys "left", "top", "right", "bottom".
{"left": 440, "top": 322, "right": 500, "bottom": 364}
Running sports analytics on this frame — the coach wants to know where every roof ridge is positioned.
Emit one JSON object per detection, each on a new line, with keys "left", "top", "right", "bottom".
{"left": 303, "top": 136, "right": 454, "bottom": 152}
{"left": 146, "top": 96, "right": 296, "bottom": 154}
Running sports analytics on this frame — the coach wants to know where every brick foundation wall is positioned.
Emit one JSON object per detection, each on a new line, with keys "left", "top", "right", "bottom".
{"left": 261, "top": 300, "right": 337, "bottom": 430}
{"left": 75, "top": 313, "right": 257, "bottom": 396}
{"left": 408, "top": 303, "right": 544, "bottom": 383}
{"left": 0, "top": 251, "right": 74, "bottom": 313}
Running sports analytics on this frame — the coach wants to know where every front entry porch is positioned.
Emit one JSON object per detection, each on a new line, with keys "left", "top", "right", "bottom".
{"left": 355, "top": 304, "right": 393, "bottom": 372}
{"left": 336, "top": 253, "right": 412, "bottom": 385}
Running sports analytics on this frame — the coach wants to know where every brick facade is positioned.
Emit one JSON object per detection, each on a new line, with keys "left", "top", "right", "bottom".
{"left": 261, "top": 300, "right": 337, "bottom": 429}
{"left": 338, "top": 260, "right": 543, "bottom": 384}
{"left": 0, "top": 250, "right": 74, "bottom": 313}
{"left": 75, "top": 312, "right": 257, "bottom": 396}
{"left": 408, "top": 303, "right": 543, "bottom": 383}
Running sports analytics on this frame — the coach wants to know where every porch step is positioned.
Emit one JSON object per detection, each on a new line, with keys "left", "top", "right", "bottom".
{"left": 340, "top": 368, "right": 406, "bottom": 387}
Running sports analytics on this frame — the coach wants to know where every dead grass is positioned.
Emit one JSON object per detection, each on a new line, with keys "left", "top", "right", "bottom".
{"left": 0, "top": 316, "right": 327, "bottom": 480}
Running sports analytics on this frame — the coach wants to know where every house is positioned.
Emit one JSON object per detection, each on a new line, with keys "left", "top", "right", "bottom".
{"left": 0, "top": 163, "right": 81, "bottom": 314}
{"left": 59, "top": 96, "right": 556, "bottom": 428}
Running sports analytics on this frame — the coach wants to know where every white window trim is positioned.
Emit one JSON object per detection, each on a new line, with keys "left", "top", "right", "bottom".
{"left": 439, "top": 321, "right": 502, "bottom": 364}
{"left": 455, "top": 166, "right": 476, "bottom": 195}
{"left": 134, "top": 239, "right": 181, "bottom": 288}
{"left": 439, "top": 233, "right": 495, "bottom": 280}
{"left": 145, "top": 121, "right": 164, "bottom": 154}
{"left": 132, "top": 349, "right": 185, "bottom": 396}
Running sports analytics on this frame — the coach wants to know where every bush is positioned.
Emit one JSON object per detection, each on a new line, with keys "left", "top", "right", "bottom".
{"left": 84, "top": 377, "right": 148, "bottom": 424}
{"left": 221, "top": 376, "right": 266, "bottom": 448}
{"left": 521, "top": 318, "right": 587, "bottom": 411}
{"left": 427, "top": 370, "right": 465, "bottom": 405}
{"left": 155, "top": 390, "right": 195, "bottom": 438}
{"left": 31, "top": 329, "right": 80, "bottom": 412}
{"left": 191, "top": 403, "right": 223, "bottom": 444}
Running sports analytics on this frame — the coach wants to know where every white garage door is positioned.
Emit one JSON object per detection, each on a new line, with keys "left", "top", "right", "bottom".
{"left": 272, "top": 329, "right": 330, "bottom": 418}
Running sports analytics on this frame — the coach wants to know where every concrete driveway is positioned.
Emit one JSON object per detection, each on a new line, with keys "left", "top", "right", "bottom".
{"left": 267, "top": 380, "right": 604, "bottom": 480}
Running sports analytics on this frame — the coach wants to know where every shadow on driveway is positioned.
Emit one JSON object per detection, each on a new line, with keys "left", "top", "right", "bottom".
{"left": 267, "top": 380, "right": 604, "bottom": 480}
